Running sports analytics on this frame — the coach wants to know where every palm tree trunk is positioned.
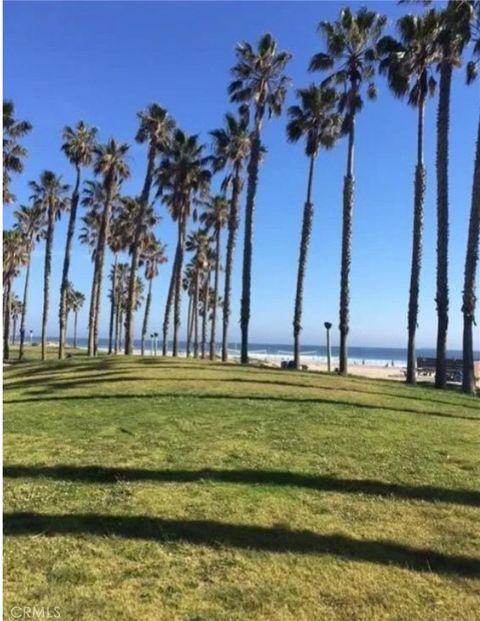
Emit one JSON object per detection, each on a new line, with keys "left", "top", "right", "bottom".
{"left": 41, "top": 208, "right": 55, "bottom": 361}
{"left": 209, "top": 226, "right": 221, "bottom": 360}
{"left": 435, "top": 62, "right": 452, "bottom": 388}
{"left": 87, "top": 262, "right": 98, "bottom": 356}
{"left": 74, "top": 310, "right": 78, "bottom": 349}
{"left": 186, "top": 292, "right": 194, "bottom": 357}
{"left": 407, "top": 101, "right": 426, "bottom": 385}
{"left": 108, "top": 254, "right": 118, "bottom": 354}
{"left": 59, "top": 165, "right": 81, "bottom": 359}
{"left": 201, "top": 269, "right": 210, "bottom": 359}
{"left": 119, "top": 311, "right": 124, "bottom": 352}
{"left": 18, "top": 247, "right": 32, "bottom": 360}
{"left": 162, "top": 243, "right": 180, "bottom": 356}
{"left": 293, "top": 155, "right": 316, "bottom": 369}
{"left": 141, "top": 278, "right": 153, "bottom": 356}
{"left": 222, "top": 167, "right": 241, "bottom": 362}
{"left": 3, "top": 280, "right": 11, "bottom": 361}
{"left": 339, "top": 118, "right": 355, "bottom": 376}
{"left": 240, "top": 128, "right": 262, "bottom": 364}
{"left": 11, "top": 316, "right": 18, "bottom": 345}
{"left": 65, "top": 312, "right": 69, "bottom": 348}
{"left": 194, "top": 270, "right": 200, "bottom": 358}
{"left": 173, "top": 216, "right": 187, "bottom": 356}
{"left": 114, "top": 299, "right": 120, "bottom": 354}
{"left": 90, "top": 174, "right": 114, "bottom": 356}
{"left": 125, "top": 147, "right": 156, "bottom": 355}
{"left": 462, "top": 115, "right": 480, "bottom": 395}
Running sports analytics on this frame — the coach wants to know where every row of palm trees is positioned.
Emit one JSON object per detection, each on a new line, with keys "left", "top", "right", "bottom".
{"left": 3, "top": 2, "right": 479, "bottom": 396}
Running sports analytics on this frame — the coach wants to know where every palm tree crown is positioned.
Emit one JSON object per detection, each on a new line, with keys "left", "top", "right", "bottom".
{"left": 229, "top": 33, "right": 292, "bottom": 127}
{"left": 29, "top": 171, "right": 70, "bottom": 217}
{"left": 3, "top": 100, "right": 32, "bottom": 204}
{"left": 287, "top": 85, "right": 342, "bottom": 156}
{"left": 61, "top": 121, "right": 98, "bottom": 168}
{"left": 378, "top": 10, "right": 441, "bottom": 108}
{"left": 93, "top": 139, "right": 130, "bottom": 185}
{"left": 310, "top": 7, "right": 386, "bottom": 130}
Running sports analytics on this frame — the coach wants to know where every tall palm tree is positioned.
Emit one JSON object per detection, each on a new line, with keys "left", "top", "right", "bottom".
{"left": 200, "top": 194, "right": 228, "bottom": 359}
{"left": 88, "top": 140, "right": 130, "bottom": 356}
{"left": 13, "top": 203, "right": 45, "bottom": 360}
{"left": 156, "top": 129, "right": 211, "bottom": 356}
{"left": 378, "top": 10, "right": 440, "bottom": 385}
{"left": 183, "top": 263, "right": 196, "bottom": 356}
{"left": 140, "top": 237, "right": 167, "bottom": 355}
{"left": 462, "top": 3, "right": 480, "bottom": 395}
{"left": 122, "top": 196, "right": 160, "bottom": 354}
{"left": 287, "top": 85, "right": 342, "bottom": 369}
{"left": 29, "top": 171, "right": 70, "bottom": 360}
{"left": 10, "top": 294, "right": 23, "bottom": 345}
{"left": 186, "top": 229, "right": 210, "bottom": 358}
{"left": 124, "top": 104, "right": 175, "bottom": 354}
{"left": 200, "top": 247, "right": 216, "bottom": 359}
{"left": 81, "top": 179, "right": 110, "bottom": 351}
{"left": 434, "top": 1, "right": 473, "bottom": 387}
{"left": 210, "top": 110, "right": 251, "bottom": 361}
{"left": 310, "top": 7, "right": 386, "bottom": 376}
{"left": 3, "top": 229, "right": 28, "bottom": 360}
{"left": 3, "top": 100, "right": 32, "bottom": 204}
{"left": 71, "top": 288, "right": 85, "bottom": 349}
{"left": 58, "top": 121, "right": 97, "bottom": 359}
{"left": 229, "top": 33, "right": 292, "bottom": 364}
{"left": 106, "top": 205, "right": 131, "bottom": 354}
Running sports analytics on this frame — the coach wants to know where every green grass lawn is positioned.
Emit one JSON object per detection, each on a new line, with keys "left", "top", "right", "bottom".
{"left": 3, "top": 351, "right": 480, "bottom": 620}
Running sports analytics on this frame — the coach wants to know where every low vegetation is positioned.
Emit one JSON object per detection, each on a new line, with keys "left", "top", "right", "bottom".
{"left": 4, "top": 352, "right": 480, "bottom": 620}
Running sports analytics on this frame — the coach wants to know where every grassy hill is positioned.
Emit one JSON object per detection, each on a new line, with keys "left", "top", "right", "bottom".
{"left": 4, "top": 353, "right": 480, "bottom": 620}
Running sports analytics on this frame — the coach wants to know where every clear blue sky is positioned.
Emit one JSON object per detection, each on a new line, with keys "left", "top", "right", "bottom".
{"left": 4, "top": 0, "right": 479, "bottom": 349}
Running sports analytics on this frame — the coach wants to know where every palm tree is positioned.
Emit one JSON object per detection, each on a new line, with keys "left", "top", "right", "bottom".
{"left": 3, "top": 100, "right": 32, "bottom": 204}
{"left": 229, "top": 33, "right": 292, "bottom": 364}
{"left": 3, "top": 229, "right": 28, "bottom": 360}
{"left": 81, "top": 180, "right": 109, "bottom": 351}
{"left": 378, "top": 10, "right": 440, "bottom": 385}
{"left": 107, "top": 197, "right": 138, "bottom": 354}
{"left": 201, "top": 247, "right": 216, "bottom": 359}
{"left": 13, "top": 203, "right": 45, "bottom": 360}
{"left": 124, "top": 104, "right": 175, "bottom": 354}
{"left": 122, "top": 196, "right": 160, "bottom": 354}
{"left": 71, "top": 288, "right": 85, "bottom": 349}
{"left": 140, "top": 237, "right": 167, "bottom": 355}
{"left": 58, "top": 121, "right": 97, "bottom": 359}
{"left": 183, "top": 263, "right": 195, "bottom": 356}
{"left": 29, "top": 171, "right": 70, "bottom": 360}
{"left": 186, "top": 229, "right": 210, "bottom": 358}
{"left": 287, "top": 85, "right": 342, "bottom": 369}
{"left": 462, "top": 3, "right": 480, "bottom": 395}
{"left": 433, "top": 2, "right": 474, "bottom": 387}
{"left": 200, "top": 194, "right": 228, "bottom": 359}
{"left": 10, "top": 294, "right": 22, "bottom": 345}
{"left": 210, "top": 110, "right": 251, "bottom": 361}
{"left": 88, "top": 140, "right": 130, "bottom": 356}
{"left": 156, "top": 129, "right": 211, "bottom": 356}
{"left": 310, "top": 7, "right": 386, "bottom": 376}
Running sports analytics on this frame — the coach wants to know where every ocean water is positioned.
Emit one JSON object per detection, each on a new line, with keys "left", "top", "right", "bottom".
{"left": 42, "top": 337, "right": 470, "bottom": 368}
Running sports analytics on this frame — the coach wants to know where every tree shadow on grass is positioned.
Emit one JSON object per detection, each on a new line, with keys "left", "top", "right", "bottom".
{"left": 6, "top": 361, "right": 478, "bottom": 412}
{"left": 4, "top": 465, "right": 479, "bottom": 507}
{"left": 4, "top": 392, "right": 477, "bottom": 422}
{"left": 4, "top": 512, "right": 479, "bottom": 577}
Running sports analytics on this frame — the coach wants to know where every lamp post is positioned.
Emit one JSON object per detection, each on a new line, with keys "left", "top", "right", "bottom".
{"left": 324, "top": 322, "right": 332, "bottom": 373}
